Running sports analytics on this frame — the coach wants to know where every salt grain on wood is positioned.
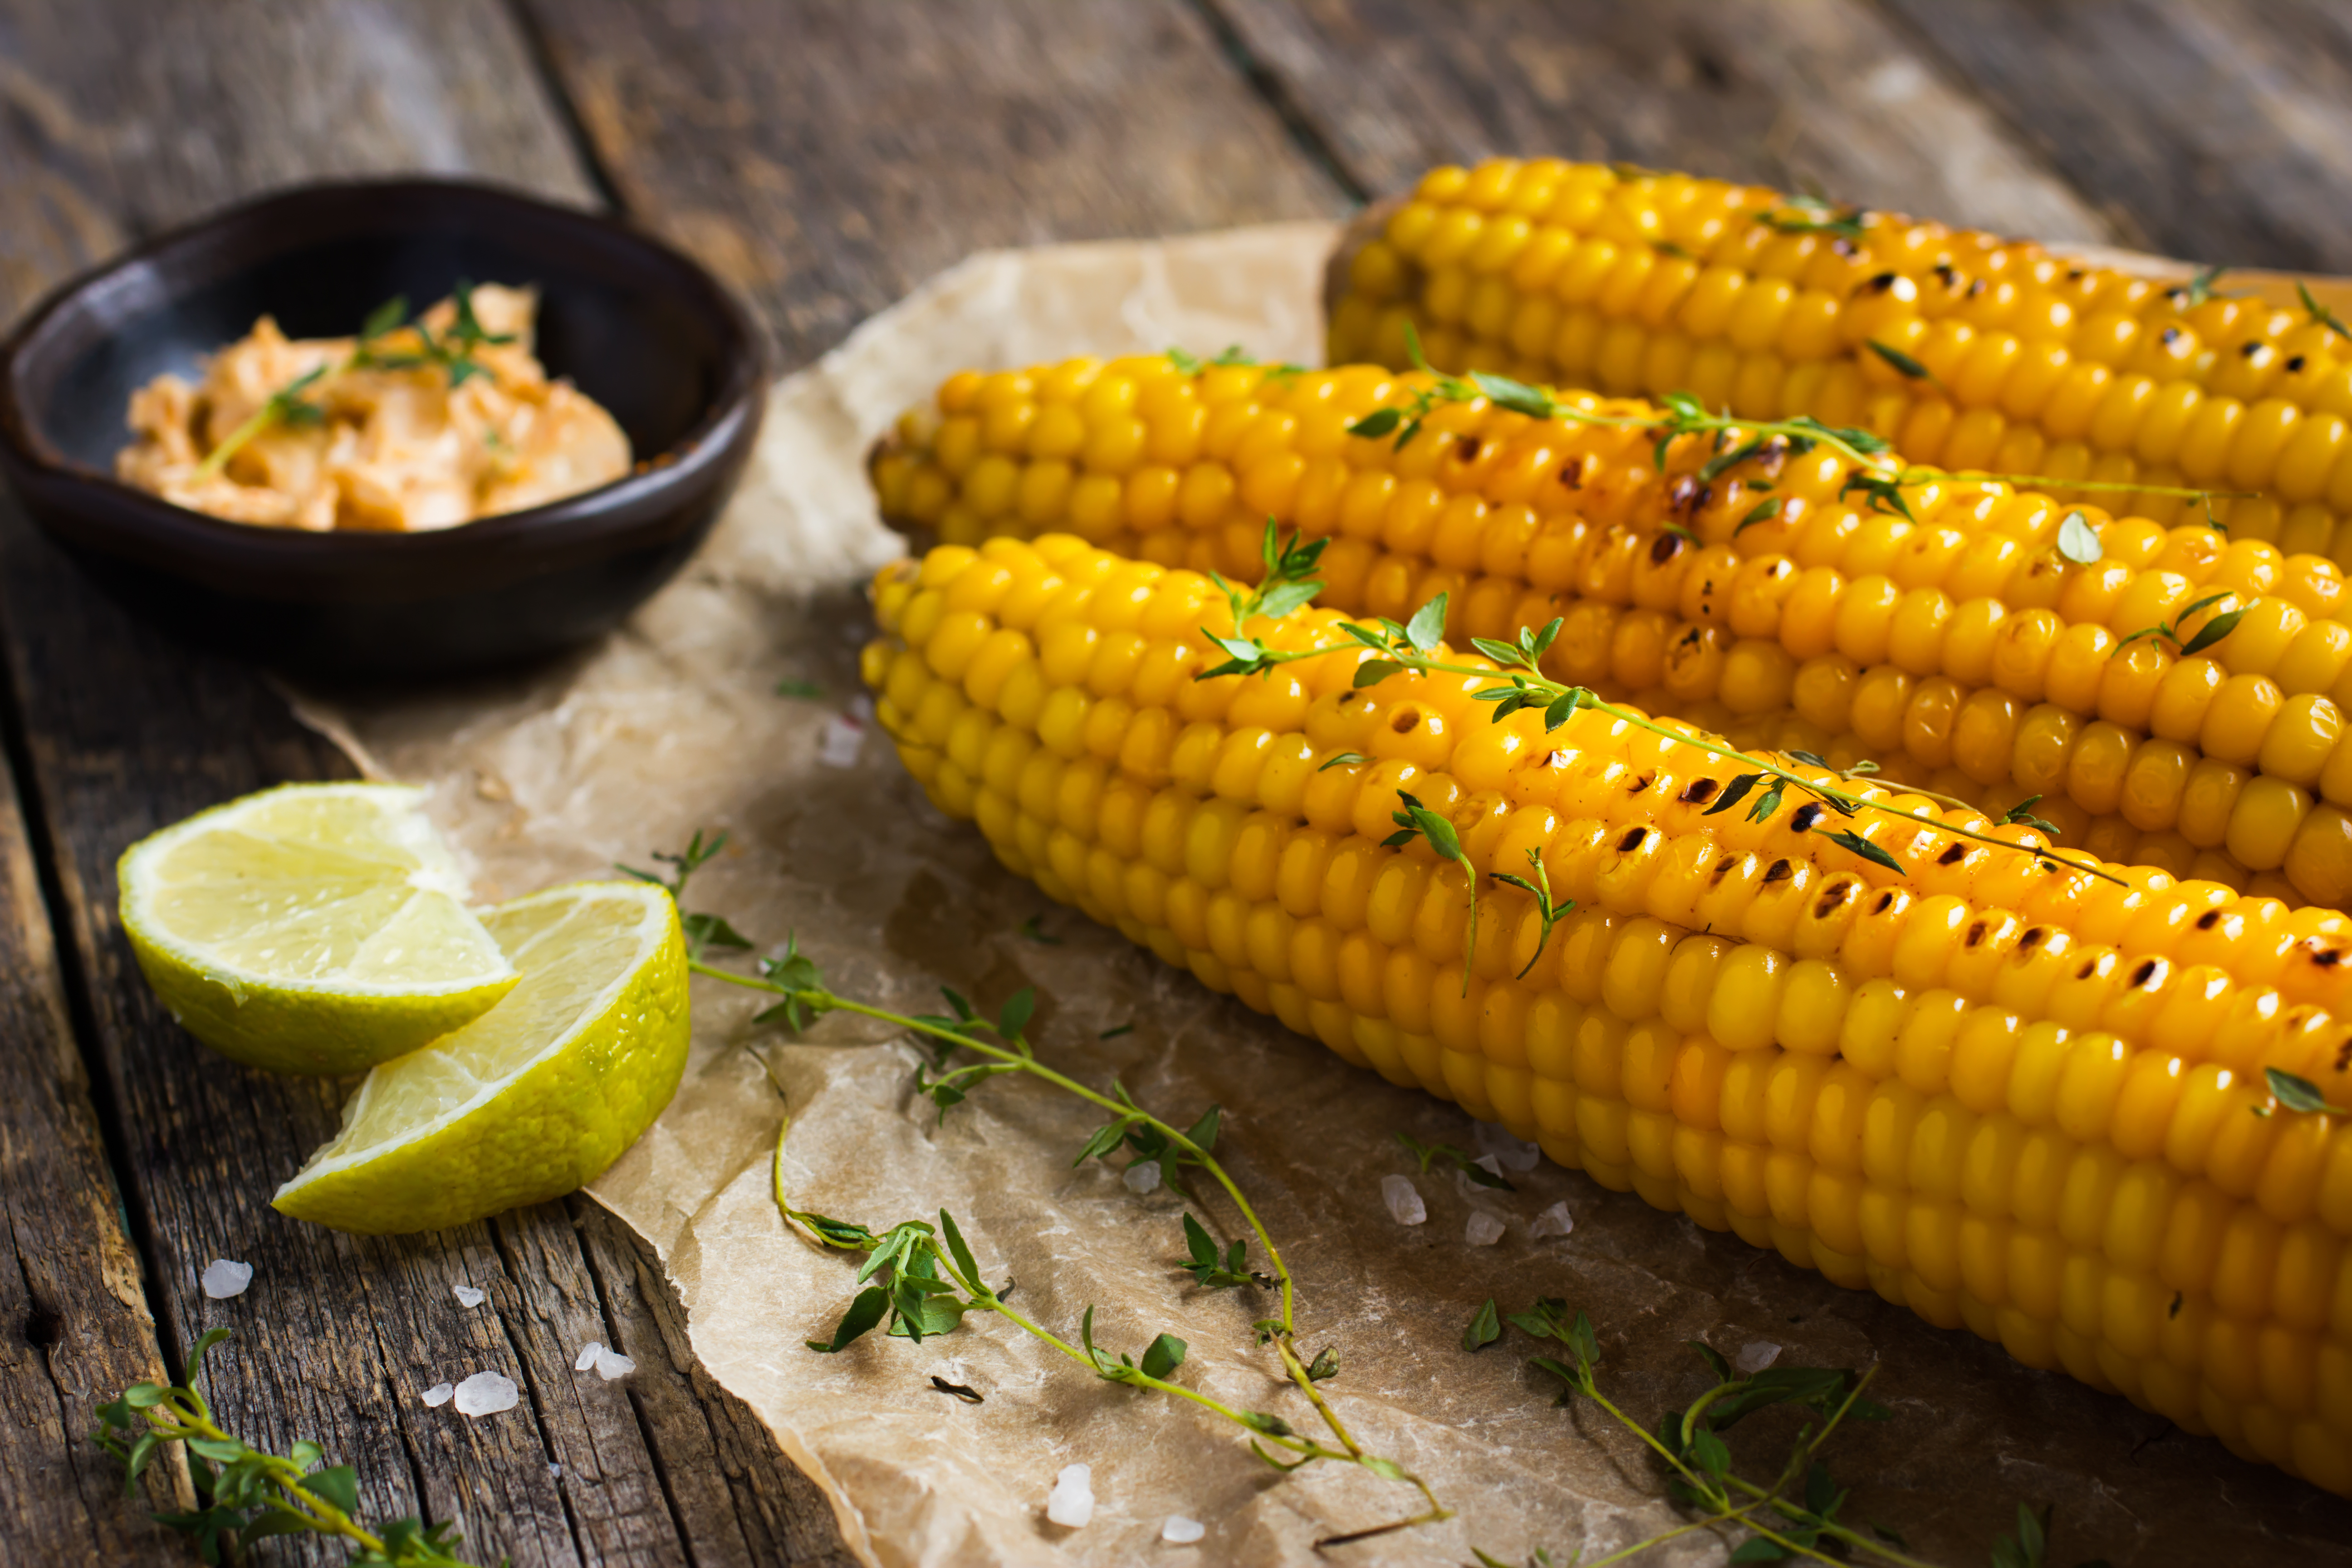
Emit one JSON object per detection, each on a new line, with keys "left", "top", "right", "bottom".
{"left": 1529, "top": 1201, "right": 1575, "bottom": 1239}
{"left": 593, "top": 1346, "right": 637, "bottom": 1381}
{"left": 199, "top": 1259, "right": 253, "bottom": 1299}
{"left": 421, "top": 1383, "right": 455, "bottom": 1407}
{"left": 452, "top": 1370, "right": 519, "bottom": 1417}
{"left": 1161, "top": 1514, "right": 1205, "bottom": 1544}
{"left": 1735, "top": 1341, "right": 1782, "bottom": 1374}
{"left": 1464, "top": 1210, "right": 1506, "bottom": 1246}
{"left": 452, "top": 1284, "right": 485, "bottom": 1308}
{"left": 1122, "top": 1159, "right": 1161, "bottom": 1194}
{"left": 818, "top": 715, "right": 865, "bottom": 767}
{"left": 1379, "top": 1173, "right": 1426, "bottom": 1225}
{"left": 575, "top": 1341, "right": 603, "bottom": 1372}
{"left": 1044, "top": 1463, "right": 1094, "bottom": 1528}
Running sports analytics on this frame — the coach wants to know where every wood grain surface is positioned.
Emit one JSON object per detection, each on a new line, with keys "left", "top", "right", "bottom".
{"left": 517, "top": 0, "right": 1352, "bottom": 368}
{"left": 0, "top": 1, "right": 843, "bottom": 1562}
{"left": 3, "top": 0, "right": 2352, "bottom": 1563}
{"left": 1211, "top": 0, "right": 2115, "bottom": 240}
{"left": 1877, "top": 0, "right": 2352, "bottom": 269}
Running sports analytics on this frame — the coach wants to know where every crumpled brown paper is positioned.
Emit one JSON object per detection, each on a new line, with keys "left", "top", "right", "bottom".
{"left": 299, "top": 225, "right": 2352, "bottom": 1568}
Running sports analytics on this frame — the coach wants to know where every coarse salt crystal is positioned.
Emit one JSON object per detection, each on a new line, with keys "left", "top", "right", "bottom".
{"left": 1379, "top": 1173, "right": 1426, "bottom": 1226}
{"left": 593, "top": 1346, "right": 637, "bottom": 1381}
{"left": 575, "top": 1341, "right": 603, "bottom": 1372}
{"left": 1530, "top": 1201, "right": 1575, "bottom": 1240}
{"left": 818, "top": 715, "right": 865, "bottom": 768}
{"left": 548, "top": 1463, "right": 563, "bottom": 1480}
{"left": 1123, "top": 1159, "right": 1162, "bottom": 1195}
{"left": 1464, "top": 1210, "right": 1506, "bottom": 1247}
{"left": 1044, "top": 1462, "right": 1094, "bottom": 1528}
{"left": 200, "top": 1259, "right": 253, "bottom": 1299}
{"left": 1472, "top": 1121, "right": 1543, "bottom": 1172}
{"left": 452, "top": 1284, "right": 485, "bottom": 1308}
{"left": 1735, "top": 1341, "right": 1782, "bottom": 1374}
{"left": 847, "top": 694, "right": 876, "bottom": 724}
{"left": 421, "top": 1383, "right": 455, "bottom": 1407}
{"left": 1162, "top": 1514, "right": 1205, "bottom": 1544}
{"left": 452, "top": 1371, "right": 518, "bottom": 1418}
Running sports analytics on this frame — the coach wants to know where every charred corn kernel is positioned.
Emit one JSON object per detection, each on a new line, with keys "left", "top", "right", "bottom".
{"left": 867, "top": 530, "right": 2352, "bottom": 1494}
{"left": 879, "top": 358, "right": 2352, "bottom": 906}
{"left": 1335, "top": 157, "right": 2352, "bottom": 575}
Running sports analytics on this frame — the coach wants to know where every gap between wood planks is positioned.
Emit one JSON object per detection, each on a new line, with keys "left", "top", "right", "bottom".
{"left": 1187, "top": 0, "right": 1374, "bottom": 205}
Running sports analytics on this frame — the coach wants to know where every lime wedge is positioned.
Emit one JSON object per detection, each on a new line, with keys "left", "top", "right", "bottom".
{"left": 272, "top": 880, "right": 688, "bottom": 1234}
{"left": 119, "top": 783, "right": 517, "bottom": 1075}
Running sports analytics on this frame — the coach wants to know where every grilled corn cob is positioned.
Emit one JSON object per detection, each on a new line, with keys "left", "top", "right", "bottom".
{"left": 1328, "top": 157, "right": 2352, "bottom": 568}
{"left": 870, "top": 360, "right": 2352, "bottom": 905}
{"left": 864, "top": 532, "right": 2352, "bottom": 1493}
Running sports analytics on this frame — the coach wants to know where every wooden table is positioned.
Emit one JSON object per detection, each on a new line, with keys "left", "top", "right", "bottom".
{"left": 4, "top": 3, "right": 2351, "bottom": 1563}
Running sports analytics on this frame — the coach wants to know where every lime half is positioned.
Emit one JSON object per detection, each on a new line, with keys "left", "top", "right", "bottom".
{"left": 119, "top": 783, "right": 517, "bottom": 1075}
{"left": 272, "top": 881, "right": 688, "bottom": 1234}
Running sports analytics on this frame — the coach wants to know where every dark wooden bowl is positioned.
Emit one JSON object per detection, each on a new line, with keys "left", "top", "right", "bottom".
{"left": 0, "top": 179, "right": 765, "bottom": 678}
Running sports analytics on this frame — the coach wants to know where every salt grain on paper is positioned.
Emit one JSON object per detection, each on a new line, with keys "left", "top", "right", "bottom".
{"left": 1736, "top": 1341, "right": 1783, "bottom": 1374}
{"left": 817, "top": 715, "right": 865, "bottom": 768}
{"left": 1472, "top": 1121, "right": 1543, "bottom": 1173}
{"left": 593, "top": 1346, "right": 637, "bottom": 1381}
{"left": 452, "top": 1371, "right": 519, "bottom": 1418}
{"left": 1123, "top": 1159, "right": 1162, "bottom": 1195}
{"left": 575, "top": 1341, "right": 603, "bottom": 1372}
{"left": 452, "top": 1284, "right": 485, "bottom": 1308}
{"left": 1530, "top": 1200, "right": 1576, "bottom": 1240}
{"left": 1044, "top": 1462, "right": 1094, "bottom": 1528}
{"left": 1162, "top": 1514, "right": 1205, "bottom": 1544}
{"left": 200, "top": 1259, "right": 253, "bottom": 1299}
{"left": 421, "top": 1383, "right": 455, "bottom": 1408}
{"left": 1464, "top": 1210, "right": 1507, "bottom": 1247}
{"left": 1379, "top": 1173, "right": 1426, "bottom": 1226}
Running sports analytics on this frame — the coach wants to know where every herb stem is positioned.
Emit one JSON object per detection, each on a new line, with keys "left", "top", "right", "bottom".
{"left": 195, "top": 398, "right": 294, "bottom": 479}
{"left": 133, "top": 1396, "right": 388, "bottom": 1554}
{"left": 713, "top": 970, "right": 1305, "bottom": 1335}
{"left": 1326, "top": 648, "right": 2124, "bottom": 888}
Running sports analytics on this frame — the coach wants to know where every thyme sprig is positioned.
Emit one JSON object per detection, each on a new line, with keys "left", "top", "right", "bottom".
{"left": 2298, "top": 281, "right": 2351, "bottom": 343}
{"left": 1344, "top": 323, "right": 1897, "bottom": 470}
{"left": 2115, "top": 590, "right": 2243, "bottom": 659}
{"left": 93, "top": 1330, "right": 483, "bottom": 1566}
{"left": 1469, "top": 1298, "right": 2115, "bottom": 1568}
{"left": 2254, "top": 1066, "right": 2352, "bottom": 1119}
{"left": 197, "top": 284, "right": 515, "bottom": 479}
{"left": 1761, "top": 195, "right": 1867, "bottom": 243}
{"left": 1338, "top": 326, "right": 2239, "bottom": 529}
{"left": 660, "top": 856, "right": 1450, "bottom": 1547}
{"left": 1205, "top": 586, "right": 2122, "bottom": 909}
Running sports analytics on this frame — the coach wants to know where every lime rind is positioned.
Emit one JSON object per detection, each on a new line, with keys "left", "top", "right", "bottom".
{"left": 118, "top": 782, "right": 517, "bottom": 1075}
{"left": 271, "top": 881, "right": 689, "bottom": 1235}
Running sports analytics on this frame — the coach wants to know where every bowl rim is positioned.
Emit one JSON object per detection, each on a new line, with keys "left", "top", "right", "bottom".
{"left": 0, "top": 175, "right": 769, "bottom": 554}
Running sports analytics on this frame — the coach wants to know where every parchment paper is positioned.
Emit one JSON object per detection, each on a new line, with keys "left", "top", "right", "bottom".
{"left": 300, "top": 225, "right": 2352, "bottom": 1568}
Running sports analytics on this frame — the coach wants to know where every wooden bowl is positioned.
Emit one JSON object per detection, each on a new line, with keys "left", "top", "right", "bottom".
{"left": 0, "top": 179, "right": 765, "bottom": 678}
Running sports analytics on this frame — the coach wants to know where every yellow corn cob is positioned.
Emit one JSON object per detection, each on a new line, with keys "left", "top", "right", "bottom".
{"left": 1692, "top": 704, "right": 2288, "bottom": 898}
{"left": 1329, "top": 157, "right": 2352, "bottom": 567}
{"left": 871, "top": 360, "right": 2352, "bottom": 905}
{"left": 865, "top": 532, "right": 2352, "bottom": 1494}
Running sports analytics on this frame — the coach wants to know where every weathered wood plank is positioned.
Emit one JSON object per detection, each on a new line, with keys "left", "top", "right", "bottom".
{"left": 0, "top": 737, "right": 179, "bottom": 1563}
{"left": 1877, "top": 0, "right": 2352, "bottom": 268}
{"left": 0, "top": 1, "right": 837, "bottom": 1563}
{"left": 518, "top": 0, "right": 1352, "bottom": 368}
{"left": 1212, "top": 0, "right": 2113, "bottom": 240}
{"left": 572, "top": 1202, "right": 864, "bottom": 1568}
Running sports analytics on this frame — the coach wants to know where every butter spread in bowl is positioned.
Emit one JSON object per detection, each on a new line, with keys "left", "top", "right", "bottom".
{"left": 115, "top": 283, "right": 630, "bottom": 531}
